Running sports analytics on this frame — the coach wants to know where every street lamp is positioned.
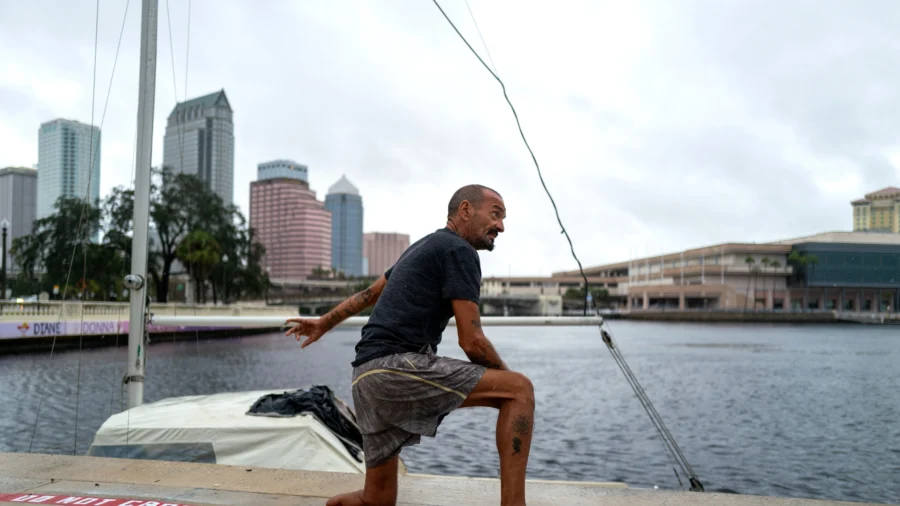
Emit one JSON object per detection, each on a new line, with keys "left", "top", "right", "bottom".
{"left": 1, "top": 218, "right": 9, "bottom": 301}
{"left": 221, "top": 254, "right": 228, "bottom": 305}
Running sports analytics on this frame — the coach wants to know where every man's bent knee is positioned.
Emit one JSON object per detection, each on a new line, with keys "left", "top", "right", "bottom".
{"left": 510, "top": 371, "right": 535, "bottom": 408}
{"left": 463, "top": 369, "right": 536, "bottom": 409}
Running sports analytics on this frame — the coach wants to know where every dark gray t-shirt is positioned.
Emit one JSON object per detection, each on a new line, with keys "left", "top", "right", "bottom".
{"left": 352, "top": 228, "right": 482, "bottom": 367}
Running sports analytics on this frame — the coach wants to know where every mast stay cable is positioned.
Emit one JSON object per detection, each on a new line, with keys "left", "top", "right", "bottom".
{"left": 430, "top": 0, "right": 704, "bottom": 492}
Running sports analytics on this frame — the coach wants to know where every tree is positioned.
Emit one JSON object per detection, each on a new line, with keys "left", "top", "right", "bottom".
{"left": 760, "top": 257, "right": 770, "bottom": 310}
{"left": 101, "top": 168, "right": 268, "bottom": 303}
{"left": 177, "top": 230, "right": 222, "bottom": 304}
{"left": 769, "top": 260, "right": 781, "bottom": 308}
{"left": 744, "top": 256, "right": 756, "bottom": 310}
{"left": 807, "top": 254, "right": 819, "bottom": 310}
{"left": 788, "top": 251, "right": 809, "bottom": 311}
{"left": 148, "top": 168, "right": 216, "bottom": 302}
{"left": 750, "top": 266, "right": 761, "bottom": 311}
{"left": 564, "top": 286, "right": 609, "bottom": 306}
{"left": 10, "top": 197, "right": 126, "bottom": 301}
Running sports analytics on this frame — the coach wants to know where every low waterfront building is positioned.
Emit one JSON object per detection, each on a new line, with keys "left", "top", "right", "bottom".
{"left": 551, "top": 231, "right": 900, "bottom": 313}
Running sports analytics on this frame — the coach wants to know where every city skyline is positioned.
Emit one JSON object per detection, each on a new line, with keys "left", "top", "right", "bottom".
{"left": 4, "top": 1, "right": 900, "bottom": 277}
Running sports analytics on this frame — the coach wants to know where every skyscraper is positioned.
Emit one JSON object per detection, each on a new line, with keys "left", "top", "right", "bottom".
{"left": 325, "top": 175, "right": 364, "bottom": 276}
{"left": 36, "top": 119, "right": 101, "bottom": 220}
{"left": 258, "top": 160, "right": 308, "bottom": 182}
{"left": 250, "top": 165, "right": 331, "bottom": 280}
{"left": 364, "top": 232, "right": 410, "bottom": 277}
{"left": 0, "top": 167, "right": 38, "bottom": 273}
{"left": 163, "top": 90, "right": 234, "bottom": 205}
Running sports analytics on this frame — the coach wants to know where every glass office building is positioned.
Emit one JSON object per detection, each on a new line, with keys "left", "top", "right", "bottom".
{"left": 786, "top": 240, "right": 900, "bottom": 311}
{"left": 324, "top": 175, "right": 364, "bottom": 277}
{"left": 163, "top": 90, "right": 234, "bottom": 205}
{"left": 36, "top": 119, "right": 101, "bottom": 221}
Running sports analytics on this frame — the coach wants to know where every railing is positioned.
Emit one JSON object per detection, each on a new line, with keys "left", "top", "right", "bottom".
{"left": 0, "top": 301, "right": 295, "bottom": 320}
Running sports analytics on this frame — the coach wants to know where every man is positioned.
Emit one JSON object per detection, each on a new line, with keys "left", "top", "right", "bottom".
{"left": 285, "top": 184, "right": 534, "bottom": 506}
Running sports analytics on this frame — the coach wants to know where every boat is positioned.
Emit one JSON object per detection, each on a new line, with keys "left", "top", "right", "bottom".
{"left": 75, "top": 0, "right": 410, "bottom": 477}
{"left": 87, "top": 385, "right": 407, "bottom": 475}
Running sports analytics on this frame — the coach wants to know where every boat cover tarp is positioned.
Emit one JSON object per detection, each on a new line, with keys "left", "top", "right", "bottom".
{"left": 246, "top": 385, "right": 364, "bottom": 462}
{"left": 88, "top": 387, "right": 367, "bottom": 474}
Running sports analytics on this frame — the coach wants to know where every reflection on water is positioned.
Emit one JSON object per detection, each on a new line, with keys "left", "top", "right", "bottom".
{"left": 1, "top": 321, "right": 898, "bottom": 504}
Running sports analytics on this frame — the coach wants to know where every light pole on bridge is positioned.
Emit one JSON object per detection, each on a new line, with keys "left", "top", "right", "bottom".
{"left": 0, "top": 218, "right": 9, "bottom": 300}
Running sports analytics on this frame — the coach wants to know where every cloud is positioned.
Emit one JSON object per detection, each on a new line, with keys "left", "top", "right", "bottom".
{"left": 1, "top": 0, "right": 898, "bottom": 277}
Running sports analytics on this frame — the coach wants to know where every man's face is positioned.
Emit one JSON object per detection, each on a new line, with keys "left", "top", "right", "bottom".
{"left": 468, "top": 190, "right": 506, "bottom": 251}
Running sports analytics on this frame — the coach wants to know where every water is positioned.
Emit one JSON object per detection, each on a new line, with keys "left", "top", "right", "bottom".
{"left": 1, "top": 322, "right": 898, "bottom": 504}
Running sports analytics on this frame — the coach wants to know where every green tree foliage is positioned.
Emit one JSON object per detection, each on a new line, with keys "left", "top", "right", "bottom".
{"left": 563, "top": 286, "right": 609, "bottom": 302}
{"left": 10, "top": 197, "right": 128, "bottom": 300}
{"left": 177, "top": 230, "right": 221, "bottom": 304}
{"left": 11, "top": 169, "right": 269, "bottom": 303}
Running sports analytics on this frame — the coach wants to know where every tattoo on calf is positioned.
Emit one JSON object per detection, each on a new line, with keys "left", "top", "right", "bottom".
{"left": 512, "top": 415, "right": 531, "bottom": 436}
{"left": 512, "top": 436, "right": 522, "bottom": 455}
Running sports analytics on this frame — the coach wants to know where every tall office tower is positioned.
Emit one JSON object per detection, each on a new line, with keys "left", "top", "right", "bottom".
{"left": 324, "top": 175, "right": 364, "bottom": 276}
{"left": 163, "top": 90, "right": 235, "bottom": 205}
{"left": 36, "top": 119, "right": 101, "bottom": 220}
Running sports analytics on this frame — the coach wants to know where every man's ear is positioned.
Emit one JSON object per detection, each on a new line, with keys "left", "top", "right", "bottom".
{"left": 460, "top": 200, "right": 472, "bottom": 220}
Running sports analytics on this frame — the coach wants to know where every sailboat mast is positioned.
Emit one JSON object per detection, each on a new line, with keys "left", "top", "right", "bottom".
{"left": 124, "top": 0, "right": 159, "bottom": 409}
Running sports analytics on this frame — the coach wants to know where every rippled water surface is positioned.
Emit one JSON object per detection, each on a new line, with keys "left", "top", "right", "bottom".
{"left": 1, "top": 321, "right": 898, "bottom": 504}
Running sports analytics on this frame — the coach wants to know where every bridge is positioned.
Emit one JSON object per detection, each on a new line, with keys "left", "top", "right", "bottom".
{"left": 265, "top": 292, "right": 566, "bottom": 317}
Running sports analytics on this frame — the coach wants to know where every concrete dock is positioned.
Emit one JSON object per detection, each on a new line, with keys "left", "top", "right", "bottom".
{"left": 0, "top": 453, "right": 878, "bottom": 505}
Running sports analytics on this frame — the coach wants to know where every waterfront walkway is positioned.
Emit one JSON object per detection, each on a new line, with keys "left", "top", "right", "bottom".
{"left": 0, "top": 453, "right": 875, "bottom": 506}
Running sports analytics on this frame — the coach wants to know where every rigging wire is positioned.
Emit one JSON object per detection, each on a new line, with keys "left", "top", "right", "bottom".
{"left": 430, "top": 0, "right": 592, "bottom": 316}
{"left": 463, "top": 0, "right": 498, "bottom": 74}
{"left": 431, "top": 0, "right": 704, "bottom": 491}
{"left": 29, "top": 0, "right": 133, "bottom": 454}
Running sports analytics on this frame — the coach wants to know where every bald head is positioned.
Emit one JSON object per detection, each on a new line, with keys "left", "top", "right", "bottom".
{"left": 447, "top": 184, "right": 501, "bottom": 219}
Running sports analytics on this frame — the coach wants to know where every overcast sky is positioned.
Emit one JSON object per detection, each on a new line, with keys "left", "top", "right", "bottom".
{"left": 2, "top": 0, "right": 899, "bottom": 277}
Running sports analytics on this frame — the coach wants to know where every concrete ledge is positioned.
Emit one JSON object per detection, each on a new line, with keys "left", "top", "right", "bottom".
{"left": 621, "top": 311, "right": 837, "bottom": 323}
{"left": 0, "top": 453, "right": 877, "bottom": 506}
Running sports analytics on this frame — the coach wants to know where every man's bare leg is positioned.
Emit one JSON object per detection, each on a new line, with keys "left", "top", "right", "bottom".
{"left": 460, "top": 369, "right": 535, "bottom": 506}
{"left": 326, "top": 455, "right": 399, "bottom": 506}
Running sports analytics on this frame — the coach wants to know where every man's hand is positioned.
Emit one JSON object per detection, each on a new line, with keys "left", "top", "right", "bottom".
{"left": 284, "top": 317, "right": 327, "bottom": 349}
{"left": 283, "top": 274, "right": 388, "bottom": 349}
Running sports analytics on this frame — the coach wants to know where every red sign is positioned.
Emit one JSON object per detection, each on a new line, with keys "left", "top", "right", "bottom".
{"left": 0, "top": 494, "right": 195, "bottom": 506}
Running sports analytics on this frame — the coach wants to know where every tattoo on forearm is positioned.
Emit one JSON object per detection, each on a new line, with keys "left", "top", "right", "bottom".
{"left": 472, "top": 339, "right": 504, "bottom": 370}
{"left": 327, "top": 288, "right": 376, "bottom": 328}
{"left": 471, "top": 317, "right": 481, "bottom": 328}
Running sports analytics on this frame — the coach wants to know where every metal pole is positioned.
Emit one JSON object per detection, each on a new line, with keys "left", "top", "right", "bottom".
{"left": 125, "top": 0, "right": 158, "bottom": 409}
{"left": 1, "top": 222, "right": 8, "bottom": 299}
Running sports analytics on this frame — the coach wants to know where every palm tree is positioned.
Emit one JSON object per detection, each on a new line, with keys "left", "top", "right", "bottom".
{"left": 744, "top": 255, "right": 755, "bottom": 310}
{"left": 750, "top": 266, "right": 762, "bottom": 311}
{"left": 787, "top": 251, "right": 809, "bottom": 311}
{"left": 807, "top": 254, "right": 819, "bottom": 309}
{"left": 760, "top": 257, "right": 770, "bottom": 310}
{"left": 176, "top": 230, "right": 222, "bottom": 304}
{"left": 769, "top": 260, "right": 781, "bottom": 308}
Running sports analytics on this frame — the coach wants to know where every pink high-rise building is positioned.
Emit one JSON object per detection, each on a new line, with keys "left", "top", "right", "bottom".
{"left": 364, "top": 232, "right": 410, "bottom": 276}
{"left": 250, "top": 177, "right": 331, "bottom": 280}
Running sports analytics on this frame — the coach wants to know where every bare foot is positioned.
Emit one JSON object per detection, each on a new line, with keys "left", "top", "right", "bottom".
{"left": 325, "top": 490, "right": 365, "bottom": 506}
